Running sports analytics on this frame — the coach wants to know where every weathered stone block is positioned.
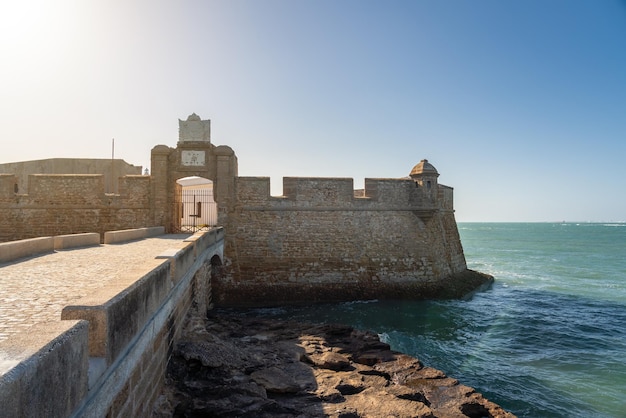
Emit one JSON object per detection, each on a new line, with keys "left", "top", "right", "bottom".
{"left": 0, "top": 236, "right": 54, "bottom": 263}
{"left": 0, "top": 321, "right": 89, "bottom": 418}
{"left": 54, "top": 232, "right": 101, "bottom": 250}
{"left": 61, "top": 260, "right": 171, "bottom": 364}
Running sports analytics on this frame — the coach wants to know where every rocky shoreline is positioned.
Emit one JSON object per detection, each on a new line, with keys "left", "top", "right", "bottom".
{"left": 153, "top": 310, "right": 515, "bottom": 418}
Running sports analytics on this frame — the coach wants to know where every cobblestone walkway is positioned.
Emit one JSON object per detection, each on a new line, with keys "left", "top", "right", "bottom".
{"left": 0, "top": 235, "right": 191, "bottom": 343}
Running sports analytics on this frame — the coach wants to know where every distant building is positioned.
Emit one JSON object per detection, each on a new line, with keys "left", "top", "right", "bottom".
{"left": 0, "top": 158, "right": 142, "bottom": 194}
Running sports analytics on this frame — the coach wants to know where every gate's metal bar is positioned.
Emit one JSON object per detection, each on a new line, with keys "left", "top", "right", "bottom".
{"left": 172, "top": 187, "right": 217, "bottom": 233}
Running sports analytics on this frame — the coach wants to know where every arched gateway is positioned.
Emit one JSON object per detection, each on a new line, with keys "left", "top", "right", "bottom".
{"left": 174, "top": 176, "right": 217, "bottom": 232}
{"left": 150, "top": 113, "right": 238, "bottom": 233}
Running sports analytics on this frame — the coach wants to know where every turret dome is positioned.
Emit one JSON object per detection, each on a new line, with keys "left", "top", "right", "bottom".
{"left": 409, "top": 159, "right": 439, "bottom": 179}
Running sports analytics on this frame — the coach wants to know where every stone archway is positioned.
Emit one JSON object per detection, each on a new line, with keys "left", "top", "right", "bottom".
{"left": 173, "top": 176, "right": 217, "bottom": 233}
{"left": 210, "top": 254, "right": 223, "bottom": 280}
{"left": 149, "top": 114, "right": 238, "bottom": 233}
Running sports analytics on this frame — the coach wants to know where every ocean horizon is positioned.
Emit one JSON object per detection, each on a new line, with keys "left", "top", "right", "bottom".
{"left": 254, "top": 222, "right": 626, "bottom": 417}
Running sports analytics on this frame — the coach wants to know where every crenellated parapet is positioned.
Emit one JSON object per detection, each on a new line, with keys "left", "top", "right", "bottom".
{"left": 218, "top": 160, "right": 471, "bottom": 307}
{"left": 438, "top": 184, "right": 454, "bottom": 211}
{"left": 234, "top": 176, "right": 446, "bottom": 215}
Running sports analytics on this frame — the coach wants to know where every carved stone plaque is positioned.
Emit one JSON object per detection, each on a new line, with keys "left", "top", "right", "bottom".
{"left": 181, "top": 150, "right": 206, "bottom": 166}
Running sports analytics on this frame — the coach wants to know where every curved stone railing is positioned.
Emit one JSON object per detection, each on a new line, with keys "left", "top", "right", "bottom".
{"left": 0, "top": 228, "right": 224, "bottom": 418}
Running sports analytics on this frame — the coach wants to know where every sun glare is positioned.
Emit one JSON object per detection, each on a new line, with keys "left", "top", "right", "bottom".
{"left": 0, "top": 1, "right": 78, "bottom": 59}
{"left": 1, "top": 2, "right": 49, "bottom": 45}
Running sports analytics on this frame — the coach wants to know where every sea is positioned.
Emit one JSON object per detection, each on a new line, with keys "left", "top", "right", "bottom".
{"left": 253, "top": 222, "right": 626, "bottom": 418}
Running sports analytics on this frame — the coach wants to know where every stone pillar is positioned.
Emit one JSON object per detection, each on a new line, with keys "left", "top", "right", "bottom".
{"left": 213, "top": 145, "right": 238, "bottom": 224}
{"left": 151, "top": 145, "right": 172, "bottom": 230}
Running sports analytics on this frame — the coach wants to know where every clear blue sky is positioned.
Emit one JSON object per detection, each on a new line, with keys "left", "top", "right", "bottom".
{"left": 1, "top": 0, "right": 625, "bottom": 222}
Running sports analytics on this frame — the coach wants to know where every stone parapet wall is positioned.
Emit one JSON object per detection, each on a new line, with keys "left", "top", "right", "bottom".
{"left": 61, "top": 259, "right": 172, "bottom": 365}
{"left": 0, "top": 174, "right": 152, "bottom": 243}
{"left": 438, "top": 185, "right": 454, "bottom": 210}
{"left": 0, "top": 174, "right": 16, "bottom": 195}
{"left": 0, "top": 321, "right": 89, "bottom": 418}
{"left": 93, "top": 230, "right": 221, "bottom": 418}
{"left": 0, "top": 229, "right": 224, "bottom": 418}
{"left": 236, "top": 177, "right": 437, "bottom": 210}
{"left": 217, "top": 176, "right": 467, "bottom": 307}
{"left": 0, "top": 233, "right": 102, "bottom": 263}
{"left": 103, "top": 226, "right": 165, "bottom": 244}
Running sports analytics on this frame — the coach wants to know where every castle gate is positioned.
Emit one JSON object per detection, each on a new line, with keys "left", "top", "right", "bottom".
{"left": 150, "top": 114, "right": 238, "bottom": 233}
{"left": 172, "top": 176, "right": 217, "bottom": 233}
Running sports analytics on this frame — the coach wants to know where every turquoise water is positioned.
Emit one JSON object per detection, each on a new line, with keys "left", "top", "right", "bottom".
{"left": 254, "top": 223, "right": 626, "bottom": 417}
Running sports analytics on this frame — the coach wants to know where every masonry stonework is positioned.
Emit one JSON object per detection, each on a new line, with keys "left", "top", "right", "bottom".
{"left": 0, "top": 158, "right": 142, "bottom": 194}
{"left": 214, "top": 171, "right": 479, "bottom": 307}
{"left": 0, "top": 113, "right": 490, "bottom": 307}
{"left": 0, "top": 174, "right": 152, "bottom": 242}
{"left": 149, "top": 114, "right": 238, "bottom": 233}
{"left": 0, "top": 114, "right": 495, "bottom": 417}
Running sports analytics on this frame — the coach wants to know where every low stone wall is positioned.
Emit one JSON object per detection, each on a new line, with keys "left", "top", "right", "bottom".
{"left": 0, "top": 228, "right": 163, "bottom": 264}
{"left": 103, "top": 226, "right": 165, "bottom": 244}
{"left": 156, "top": 244, "right": 197, "bottom": 284}
{"left": 67, "top": 228, "right": 223, "bottom": 418}
{"left": 0, "top": 236, "right": 55, "bottom": 263}
{"left": 0, "top": 233, "right": 102, "bottom": 263}
{"left": 54, "top": 233, "right": 101, "bottom": 250}
{"left": 0, "top": 229, "right": 224, "bottom": 418}
{"left": 61, "top": 259, "right": 171, "bottom": 365}
{"left": 0, "top": 321, "right": 89, "bottom": 418}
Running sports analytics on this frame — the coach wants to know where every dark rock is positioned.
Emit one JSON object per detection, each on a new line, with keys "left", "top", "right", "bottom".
{"left": 176, "top": 338, "right": 249, "bottom": 368}
{"left": 336, "top": 383, "right": 365, "bottom": 395}
{"left": 385, "top": 384, "right": 431, "bottom": 405}
{"left": 250, "top": 367, "right": 301, "bottom": 393}
{"left": 153, "top": 310, "right": 516, "bottom": 418}
{"left": 461, "top": 401, "right": 493, "bottom": 418}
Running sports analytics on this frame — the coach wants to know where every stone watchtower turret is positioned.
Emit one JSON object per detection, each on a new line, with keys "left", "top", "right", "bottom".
{"left": 409, "top": 159, "right": 439, "bottom": 202}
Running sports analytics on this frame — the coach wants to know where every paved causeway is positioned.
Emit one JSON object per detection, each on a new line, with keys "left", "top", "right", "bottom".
{"left": 0, "top": 235, "right": 192, "bottom": 343}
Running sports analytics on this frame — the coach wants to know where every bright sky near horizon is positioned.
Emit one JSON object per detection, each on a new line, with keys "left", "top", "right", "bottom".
{"left": 1, "top": 0, "right": 625, "bottom": 222}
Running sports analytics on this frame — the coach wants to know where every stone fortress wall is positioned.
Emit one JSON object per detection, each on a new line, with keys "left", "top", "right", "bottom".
{"left": 217, "top": 171, "right": 469, "bottom": 306}
{"left": 0, "top": 113, "right": 487, "bottom": 306}
{"left": 0, "top": 173, "right": 152, "bottom": 243}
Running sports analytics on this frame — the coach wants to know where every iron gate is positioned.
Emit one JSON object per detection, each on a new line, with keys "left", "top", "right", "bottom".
{"left": 172, "top": 187, "right": 217, "bottom": 233}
